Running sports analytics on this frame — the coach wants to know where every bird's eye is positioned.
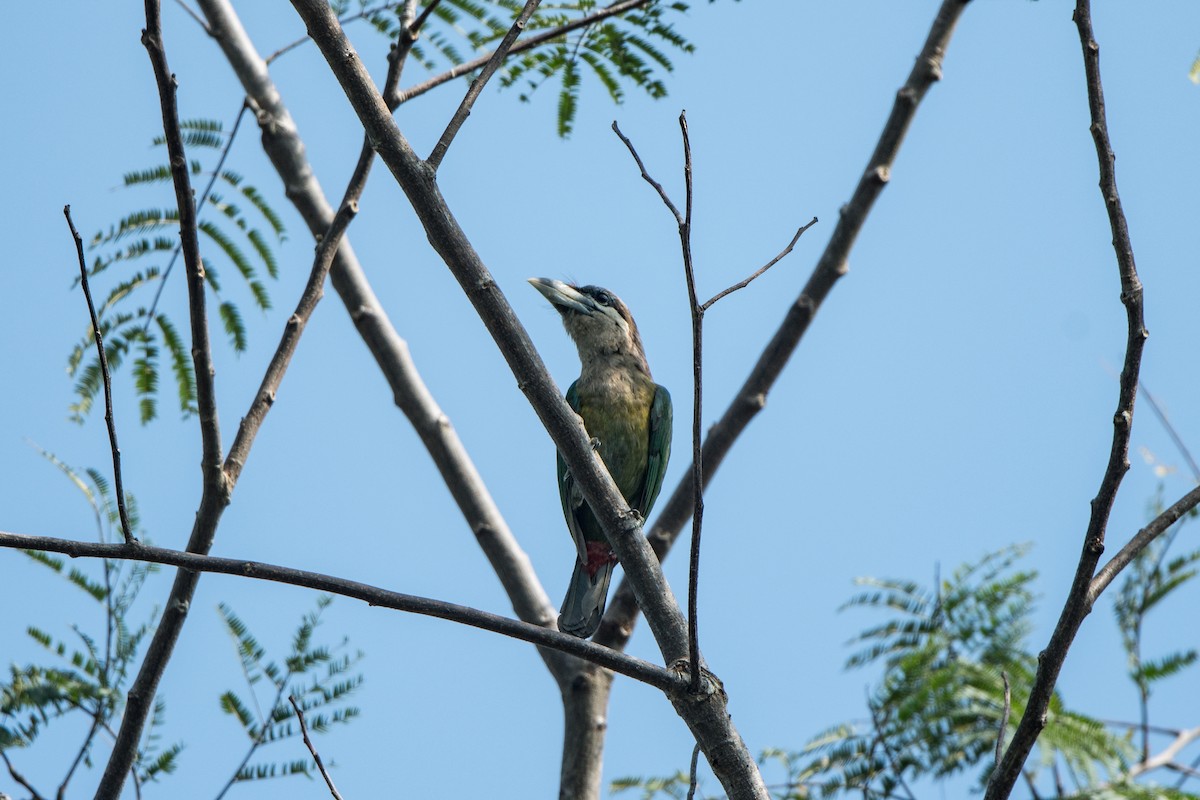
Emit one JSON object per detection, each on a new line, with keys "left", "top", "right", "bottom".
{"left": 595, "top": 292, "right": 611, "bottom": 306}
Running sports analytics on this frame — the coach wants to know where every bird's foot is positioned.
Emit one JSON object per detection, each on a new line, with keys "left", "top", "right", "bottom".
{"left": 584, "top": 541, "right": 618, "bottom": 578}
{"left": 588, "top": 436, "right": 602, "bottom": 451}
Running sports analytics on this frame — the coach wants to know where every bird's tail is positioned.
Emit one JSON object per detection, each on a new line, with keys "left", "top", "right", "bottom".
{"left": 558, "top": 559, "right": 615, "bottom": 639}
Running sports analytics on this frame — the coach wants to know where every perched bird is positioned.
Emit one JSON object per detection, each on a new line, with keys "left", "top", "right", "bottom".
{"left": 529, "top": 278, "right": 672, "bottom": 639}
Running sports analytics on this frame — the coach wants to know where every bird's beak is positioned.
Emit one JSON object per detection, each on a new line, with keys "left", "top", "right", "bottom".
{"left": 528, "top": 277, "right": 596, "bottom": 315}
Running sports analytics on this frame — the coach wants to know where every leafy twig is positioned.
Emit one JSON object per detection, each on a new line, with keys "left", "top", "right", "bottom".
{"left": 63, "top": 205, "right": 137, "bottom": 545}
{"left": 394, "top": 0, "right": 656, "bottom": 105}
{"left": 289, "top": 695, "right": 344, "bottom": 800}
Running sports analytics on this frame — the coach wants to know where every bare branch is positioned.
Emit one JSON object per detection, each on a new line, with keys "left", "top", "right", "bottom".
{"left": 1139, "top": 380, "right": 1200, "bottom": 482}
{"left": 1, "top": 750, "right": 47, "bottom": 800}
{"left": 224, "top": 200, "right": 358, "bottom": 483}
{"left": 985, "top": 3, "right": 1149, "bottom": 797}
{"left": 596, "top": 0, "right": 971, "bottom": 654}
{"left": 0, "top": 529, "right": 679, "bottom": 692}
{"left": 286, "top": 3, "right": 767, "bottom": 795}
{"left": 289, "top": 695, "right": 345, "bottom": 800}
{"left": 1087, "top": 483, "right": 1200, "bottom": 606}
{"left": 63, "top": 206, "right": 137, "bottom": 545}
{"left": 95, "top": 4, "right": 233, "bottom": 795}
{"left": 611, "top": 120, "right": 684, "bottom": 225}
{"left": 701, "top": 217, "right": 819, "bottom": 311}
{"left": 428, "top": 0, "right": 542, "bottom": 169}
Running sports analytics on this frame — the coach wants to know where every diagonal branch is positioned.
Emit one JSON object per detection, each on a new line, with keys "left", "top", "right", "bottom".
{"left": 286, "top": 3, "right": 767, "bottom": 796}
{"left": 96, "top": 3, "right": 231, "bottom": 794}
{"left": 289, "top": 696, "right": 344, "bottom": 800}
{"left": 596, "top": 0, "right": 973, "bottom": 653}
{"left": 0, "top": 529, "right": 680, "bottom": 692}
{"left": 1086, "top": 483, "right": 1200, "bottom": 607}
{"left": 224, "top": 199, "right": 358, "bottom": 483}
{"left": 64, "top": 206, "right": 137, "bottom": 545}
{"left": 985, "top": 3, "right": 1148, "bottom": 797}
{"left": 194, "top": 0, "right": 564, "bottom": 672}
{"left": 701, "top": 217, "right": 819, "bottom": 311}
{"left": 428, "top": 0, "right": 542, "bottom": 169}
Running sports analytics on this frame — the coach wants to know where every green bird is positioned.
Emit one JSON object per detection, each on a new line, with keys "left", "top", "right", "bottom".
{"left": 529, "top": 278, "right": 672, "bottom": 639}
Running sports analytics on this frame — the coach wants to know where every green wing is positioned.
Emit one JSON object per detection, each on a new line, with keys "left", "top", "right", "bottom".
{"left": 632, "top": 384, "right": 672, "bottom": 519}
{"left": 557, "top": 381, "right": 591, "bottom": 562}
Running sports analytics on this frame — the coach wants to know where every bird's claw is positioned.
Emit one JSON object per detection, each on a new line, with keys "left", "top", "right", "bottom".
{"left": 589, "top": 436, "right": 602, "bottom": 451}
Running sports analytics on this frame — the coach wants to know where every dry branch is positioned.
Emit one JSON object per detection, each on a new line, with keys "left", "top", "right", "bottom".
{"left": 985, "top": 2, "right": 1149, "bottom": 797}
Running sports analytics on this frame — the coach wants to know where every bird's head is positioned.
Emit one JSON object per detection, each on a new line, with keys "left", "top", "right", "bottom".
{"left": 529, "top": 278, "right": 650, "bottom": 375}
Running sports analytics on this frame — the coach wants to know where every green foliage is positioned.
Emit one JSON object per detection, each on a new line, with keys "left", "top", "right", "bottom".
{"left": 496, "top": 1, "right": 696, "bottom": 137}
{"left": 629, "top": 543, "right": 1195, "bottom": 799}
{"left": 1, "top": 450, "right": 170, "bottom": 792}
{"left": 794, "top": 545, "right": 1133, "bottom": 797}
{"left": 215, "top": 596, "right": 364, "bottom": 792}
{"left": 344, "top": 0, "right": 700, "bottom": 138}
{"left": 68, "top": 118, "right": 284, "bottom": 424}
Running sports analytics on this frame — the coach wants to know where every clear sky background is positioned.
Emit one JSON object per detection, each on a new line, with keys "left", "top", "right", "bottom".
{"left": 2, "top": 1, "right": 1199, "bottom": 798}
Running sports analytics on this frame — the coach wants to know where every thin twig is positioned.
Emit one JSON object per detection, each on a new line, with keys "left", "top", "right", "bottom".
{"left": 1, "top": 750, "right": 47, "bottom": 800}
{"left": 225, "top": 199, "right": 358, "bottom": 483}
{"left": 1087, "top": 482, "right": 1200, "bottom": 606}
{"left": 428, "top": 0, "right": 543, "bottom": 168}
{"left": 142, "top": 99, "right": 250, "bottom": 335}
{"left": 613, "top": 115, "right": 706, "bottom": 692}
{"left": 996, "top": 671, "right": 1011, "bottom": 768}
{"left": 394, "top": 0, "right": 654, "bottom": 105}
{"left": 611, "top": 121, "right": 683, "bottom": 223}
{"left": 701, "top": 217, "right": 819, "bottom": 311}
{"left": 1139, "top": 380, "right": 1200, "bottom": 482}
{"left": 290, "top": 696, "right": 345, "bottom": 800}
{"left": 612, "top": 116, "right": 813, "bottom": 694}
{"left": 265, "top": 1, "right": 405, "bottom": 64}
{"left": 866, "top": 696, "right": 918, "bottom": 800}
{"left": 687, "top": 741, "right": 702, "bottom": 800}
{"left": 57, "top": 711, "right": 104, "bottom": 800}
{"left": 64, "top": 205, "right": 137, "bottom": 546}
{"left": 986, "top": 3, "right": 1148, "bottom": 797}
{"left": 0, "top": 529, "right": 681, "bottom": 692}
{"left": 677, "top": 112, "right": 705, "bottom": 696}
{"left": 172, "top": 0, "right": 212, "bottom": 35}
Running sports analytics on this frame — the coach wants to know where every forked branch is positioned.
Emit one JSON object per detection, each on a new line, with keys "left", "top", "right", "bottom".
{"left": 613, "top": 113, "right": 814, "bottom": 694}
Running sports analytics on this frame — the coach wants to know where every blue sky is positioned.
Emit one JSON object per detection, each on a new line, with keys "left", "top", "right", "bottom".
{"left": 2, "top": 1, "right": 1200, "bottom": 798}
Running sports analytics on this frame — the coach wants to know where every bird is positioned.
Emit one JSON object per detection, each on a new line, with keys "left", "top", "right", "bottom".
{"left": 529, "top": 278, "right": 672, "bottom": 639}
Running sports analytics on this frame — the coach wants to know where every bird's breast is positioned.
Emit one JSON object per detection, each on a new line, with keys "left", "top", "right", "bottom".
{"left": 574, "top": 373, "right": 655, "bottom": 503}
